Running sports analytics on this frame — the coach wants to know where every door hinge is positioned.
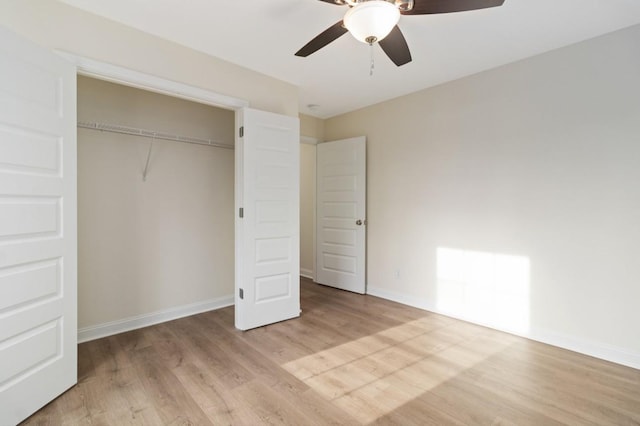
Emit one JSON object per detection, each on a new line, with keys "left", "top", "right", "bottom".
{"left": 239, "top": 126, "right": 244, "bottom": 137}
{"left": 239, "top": 207, "right": 243, "bottom": 218}
{"left": 239, "top": 288, "right": 244, "bottom": 299}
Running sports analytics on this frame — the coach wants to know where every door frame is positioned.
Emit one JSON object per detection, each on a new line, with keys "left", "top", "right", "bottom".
{"left": 300, "top": 136, "right": 319, "bottom": 282}
{"left": 56, "top": 52, "right": 251, "bottom": 338}
{"left": 57, "top": 52, "right": 249, "bottom": 112}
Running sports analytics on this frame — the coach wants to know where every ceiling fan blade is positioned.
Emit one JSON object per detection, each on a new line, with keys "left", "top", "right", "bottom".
{"left": 295, "top": 21, "right": 349, "bottom": 57}
{"left": 317, "top": 0, "right": 346, "bottom": 4}
{"left": 403, "top": 0, "right": 505, "bottom": 15}
{"left": 379, "top": 26, "right": 412, "bottom": 66}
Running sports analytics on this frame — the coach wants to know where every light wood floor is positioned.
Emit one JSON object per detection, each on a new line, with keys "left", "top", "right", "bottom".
{"left": 23, "top": 278, "right": 640, "bottom": 425}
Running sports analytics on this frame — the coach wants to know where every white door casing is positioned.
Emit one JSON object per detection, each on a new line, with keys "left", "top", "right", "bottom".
{"left": 235, "top": 108, "right": 300, "bottom": 330}
{"left": 0, "top": 27, "right": 77, "bottom": 425}
{"left": 316, "top": 137, "right": 366, "bottom": 294}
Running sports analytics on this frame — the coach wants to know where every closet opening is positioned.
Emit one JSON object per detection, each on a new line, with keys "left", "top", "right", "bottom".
{"left": 77, "top": 76, "right": 237, "bottom": 341}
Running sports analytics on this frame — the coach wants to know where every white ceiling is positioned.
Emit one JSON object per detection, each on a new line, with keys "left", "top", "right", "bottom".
{"left": 59, "top": 0, "right": 640, "bottom": 119}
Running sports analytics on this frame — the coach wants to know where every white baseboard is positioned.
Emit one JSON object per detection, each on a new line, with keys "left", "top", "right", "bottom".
{"left": 300, "top": 268, "right": 314, "bottom": 280}
{"left": 77, "top": 295, "right": 234, "bottom": 343}
{"left": 366, "top": 285, "right": 640, "bottom": 370}
{"left": 527, "top": 328, "right": 640, "bottom": 370}
{"left": 367, "top": 286, "right": 434, "bottom": 311}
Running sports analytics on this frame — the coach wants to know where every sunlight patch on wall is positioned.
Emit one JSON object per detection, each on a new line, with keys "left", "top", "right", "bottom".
{"left": 436, "top": 247, "right": 530, "bottom": 334}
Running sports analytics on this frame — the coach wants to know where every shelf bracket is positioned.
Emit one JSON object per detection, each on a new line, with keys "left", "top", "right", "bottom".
{"left": 142, "top": 134, "right": 154, "bottom": 182}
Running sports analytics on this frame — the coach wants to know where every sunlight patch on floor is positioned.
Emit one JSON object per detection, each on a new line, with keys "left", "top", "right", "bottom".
{"left": 283, "top": 318, "right": 515, "bottom": 423}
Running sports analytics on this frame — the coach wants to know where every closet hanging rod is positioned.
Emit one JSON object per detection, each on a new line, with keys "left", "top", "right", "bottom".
{"left": 77, "top": 121, "right": 234, "bottom": 150}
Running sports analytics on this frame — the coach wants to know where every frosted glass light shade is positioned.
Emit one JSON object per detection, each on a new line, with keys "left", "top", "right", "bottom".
{"left": 344, "top": 1, "right": 401, "bottom": 44}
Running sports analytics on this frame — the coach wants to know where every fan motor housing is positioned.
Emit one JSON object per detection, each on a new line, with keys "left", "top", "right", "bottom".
{"left": 339, "top": 0, "right": 414, "bottom": 11}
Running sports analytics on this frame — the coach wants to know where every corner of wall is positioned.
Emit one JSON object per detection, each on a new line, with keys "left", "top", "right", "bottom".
{"left": 78, "top": 294, "right": 234, "bottom": 343}
{"left": 366, "top": 286, "right": 640, "bottom": 370}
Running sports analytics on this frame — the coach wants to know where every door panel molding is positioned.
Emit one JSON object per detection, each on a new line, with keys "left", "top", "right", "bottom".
{"left": 0, "top": 25, "right": 76, "bottom": 425}
{"left": 235, "top": 108, "right": 300, "bottom": 330}
{"left": 316, "top": 136, "right": 366, "bottom": 294}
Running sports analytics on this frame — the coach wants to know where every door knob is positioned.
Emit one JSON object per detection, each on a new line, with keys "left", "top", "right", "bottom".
{"left": 356, "top": 219, "right": 363, "bottom": 226}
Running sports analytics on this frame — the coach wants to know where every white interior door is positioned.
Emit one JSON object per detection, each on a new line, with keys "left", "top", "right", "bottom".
{"left": 316, "top": 137, "right": 366, "bottom": 293}
{"left": 0, "top": 27, "right": 77, "bottom": 424}
{"left": 235, "top": 108, "right": 300, "bottom": 330}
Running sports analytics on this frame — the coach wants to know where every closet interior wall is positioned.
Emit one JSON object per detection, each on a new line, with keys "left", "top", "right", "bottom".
{"left": 77, "top": 76, "right": 235, "bottom": 331}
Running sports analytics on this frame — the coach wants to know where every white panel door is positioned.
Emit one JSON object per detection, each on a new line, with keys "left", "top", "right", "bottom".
{"left": 0, "top": 27, "right": 77, "bottom": 425}
{"left": 235, "top": 108, "right": 300, "bottom": 330}
{"left": 316, "top": 137, "right": 366, "bottom": 293}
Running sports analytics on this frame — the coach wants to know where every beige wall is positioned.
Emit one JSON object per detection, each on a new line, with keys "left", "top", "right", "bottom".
{"left": 77, "top": 77, "right": 235, "bottom": 329}
{"left": 0, "top": 0, "right": 298, "bottom": 117}
{"left": 299, "top": 144, "right": 316, "bottom": 277}
{"left": 298, "top": 114, "right": 324, "bottom": 277}
{"left": 300, "top": 114, "right": 325, "bottom": 141}
{"left": 326, "top": 24, "right": 640, "bottom": 368}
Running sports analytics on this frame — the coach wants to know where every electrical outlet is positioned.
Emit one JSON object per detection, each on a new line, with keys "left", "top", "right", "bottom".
{"left": 394, "top": 269, "right": 400, "bottom": 279}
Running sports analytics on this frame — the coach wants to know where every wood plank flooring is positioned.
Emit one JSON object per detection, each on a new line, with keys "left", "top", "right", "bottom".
{"left": 22, "top": 278, "right": 640, "bottom": 425}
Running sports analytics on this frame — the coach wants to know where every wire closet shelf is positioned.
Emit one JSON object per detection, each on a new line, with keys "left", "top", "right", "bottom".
{"left": 77, "top": 121, "right": 234, "bottom": 150}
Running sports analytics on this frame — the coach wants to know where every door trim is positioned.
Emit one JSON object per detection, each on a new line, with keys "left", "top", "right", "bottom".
{"left": 55, "top": 51, "right": 249, "bottom": 110}
{"left": 54, "top": 52, "right": 250, "bottom": 340}
{"left": 300, "top": 135, "right": 319, "bottom": 281}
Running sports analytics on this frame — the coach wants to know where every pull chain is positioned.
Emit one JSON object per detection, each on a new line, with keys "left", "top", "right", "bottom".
{"left": 369, "top": 42, "right": 375, "bottom": 76}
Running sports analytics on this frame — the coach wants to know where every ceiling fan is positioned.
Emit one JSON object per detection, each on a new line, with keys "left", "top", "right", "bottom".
{"left": 295, "top": 0, "right": 505, "bottom": 66}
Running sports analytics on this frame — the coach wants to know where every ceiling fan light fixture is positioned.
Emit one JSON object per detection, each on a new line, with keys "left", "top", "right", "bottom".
{"left": 344, "top": 1, "right": 400, "bottom": 44}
